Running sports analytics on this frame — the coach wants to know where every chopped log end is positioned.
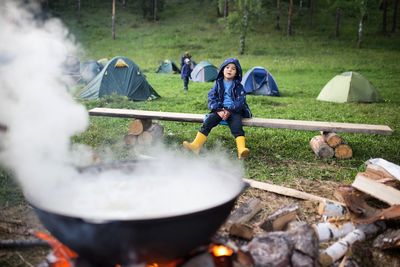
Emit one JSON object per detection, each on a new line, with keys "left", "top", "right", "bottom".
{"left": 335, "top": 144, "right": 353, "bottom": 159}
{"left": 137, "top": 131, "right": 153, "bottom": 145}
{"left": 321, "top": 132, "right": 343, "bottom": 148}
{"left": 124, "top": 134, "right": 137, "bottom": 145}
{"left": 310, "top": 135, "right": 334, "bottom": 158}
{"left": 129, "top": 119, "right": 152, "bottom": 135}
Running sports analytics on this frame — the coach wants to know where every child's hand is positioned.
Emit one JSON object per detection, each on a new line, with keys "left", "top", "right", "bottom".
{"left": 222, "top": 110, "right": 231, "bottom": 120}
{"left": 217, "top": 110, "right": 225, "bottom": 119}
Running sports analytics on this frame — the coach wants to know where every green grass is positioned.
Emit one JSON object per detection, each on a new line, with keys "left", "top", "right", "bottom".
{"left": 68, "top": 0, "right": 400, "bottom": 184}
{"left": 1, "top": 0, "right": 400, "bottom": 206}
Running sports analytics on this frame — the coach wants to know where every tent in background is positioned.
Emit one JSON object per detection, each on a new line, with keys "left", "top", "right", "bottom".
{"left": 317, "top": 72, "right": 381, "bottom": 103}
{"left": 79, "top": 56, "right": 160, "bottom": 101}
{"left": 190, "top": 61, "right": 218, "bottom": 82}
{"left": 156, "top": 59, "right": 180, "bottom": 74}
{"left": 80, "top": 60, "right": 103, "bottom": 84}
{"left": 242, "top": 66, "right": 280, "bottom": 96}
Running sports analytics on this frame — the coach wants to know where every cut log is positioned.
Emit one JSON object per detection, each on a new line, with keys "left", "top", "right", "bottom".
{"left": 229, "top": 223, "right": 254, "bottom": 240}
{"left": 259, "top": 204, "right": 298, "bottom": 231}
{"left": 373, "top": 229, "right": 400, "bottom": 250}
{"left": 312, "top": 222, "right": 355, "bottom": 242}
{"left": 147, "top": 123, "right": 164, "bottom": 139}
{"left": 137, "top": 123, "right": 164, "bottom": 145}
{"left": 318, "top": 200, "right": 347, "bottom": 217}
{"left": 129, "top": 118, "right": 152, "bottom": 135}
{"left": 352, "top": 173, "right": 400, "bottom": 205}
{"left": 366, "top": 163, "right": 397, "bottom": 180}
{"left": 310, "top": 135, "right": 334, "bottom": 158}
{"left": 319, "top": 222, "right": 385, "bottom": 266}
{"left": 334, "top": 144, "right": 353, "bottom": 159}
{"left": 137, "top": 131, "right": 152, "bottom": 145}
{"left": 124, "top": 133, "right": 138, "bottom": 145}
{"left": 321, "top": 132, "right": 343, "bottom": 148}
{"left": 225, "top": 198, "right": 262, "bottom": 228}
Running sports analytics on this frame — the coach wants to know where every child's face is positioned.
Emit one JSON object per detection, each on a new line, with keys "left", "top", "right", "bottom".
{"left": 223, "top": 63, "right": 237, "bottom": 80}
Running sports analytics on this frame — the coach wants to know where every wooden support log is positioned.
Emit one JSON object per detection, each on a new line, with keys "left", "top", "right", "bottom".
{"left": 129, "top": 118, "right": 152, "bottom": 135}
{"left": 259, "top": 203, "right": 298, "bottom": 232}
{"left": 310, "top": 135, "right": 334, "bottom": 158}
{"left": 321, "top": 131, "right": 343, "bottom": 148}
{"left": 334, "top": 144, "right": 353, "bottom": 159}
{"left": 318, "top": 222, "right": 385, "bottom": 266}
{"left": 124, "top": 133, "right": 138, "bottom": 145}
{"left": 137, "top": 123, "right": 164, "bottom": 145}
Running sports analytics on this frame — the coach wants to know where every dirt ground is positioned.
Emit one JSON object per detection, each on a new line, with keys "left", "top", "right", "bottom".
{"left": 0, "top": 178, "right": 398, "bottom": 267}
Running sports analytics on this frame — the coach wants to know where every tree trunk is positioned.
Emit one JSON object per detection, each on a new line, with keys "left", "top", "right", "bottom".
{"left": 309, "top": 0, "right": 314, "bottom": 28}
{"left": 77, "top": 0, "right": 81, "bottom": 22}
{"left": 122, "top": 0, "right": 126, "bottom": 7}
{"left": 382, "top": 0, "right": 388, "bottom": 34}
{"left": 224, "top": 0, "right": 229, "bottom": 18}
{"left": 335, "top": 7, "right": 341, "bottom": 38}
{"left": 153, "top": 0, "right": 157, "bottom": 21}
{"left": 392, "top": 0, "right": 399, "bottom": 33}
{"left": 112, "top": 0, "right": 116, "bottom": 40}
{"left": 287, "top": 0, "right": 293, "bottom": 36}
{"left": 357, "top": 14, "right": 366, "bottom": 48}
{"left": 275, "top": 0, "right": 281, "bottom": 30}
{"left": 239, "top": 5, "right": 249, "bottom": 55}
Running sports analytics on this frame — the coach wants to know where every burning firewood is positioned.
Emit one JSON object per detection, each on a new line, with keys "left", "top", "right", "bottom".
{"left": 229, "top": 223, "right": 254, "bottom": 240}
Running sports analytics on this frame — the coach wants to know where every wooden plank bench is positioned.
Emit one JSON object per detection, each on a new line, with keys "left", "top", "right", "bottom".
{"left": 88, "top": 107, "right": 393, "bottom": 135}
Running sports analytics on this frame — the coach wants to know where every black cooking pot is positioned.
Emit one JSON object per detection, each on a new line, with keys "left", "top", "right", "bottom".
{"left": 31, "top": 160, "right": 246, "bottom": 266}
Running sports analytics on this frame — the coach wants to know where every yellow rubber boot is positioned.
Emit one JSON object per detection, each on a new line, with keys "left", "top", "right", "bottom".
{"left": 183, "top": 132, "right": 207, "bottom": 154}
{"left": 236, "top": 136, "right": 250, "bottom": 159}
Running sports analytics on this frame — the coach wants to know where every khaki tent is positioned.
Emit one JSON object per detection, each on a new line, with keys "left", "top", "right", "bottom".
{"left": 317, "top": 72, "right": 381, "bottom": 103}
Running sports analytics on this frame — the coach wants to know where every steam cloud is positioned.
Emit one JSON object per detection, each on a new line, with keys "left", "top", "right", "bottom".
{"left": 0, "top": 1, "right": 244, "bottom": 221}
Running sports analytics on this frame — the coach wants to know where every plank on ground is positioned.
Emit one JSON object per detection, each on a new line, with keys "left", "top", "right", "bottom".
{"left": 89, "top": 108, "right": 393, "bottom": 135}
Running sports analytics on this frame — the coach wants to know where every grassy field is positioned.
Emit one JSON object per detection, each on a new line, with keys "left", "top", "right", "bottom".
{"left": 1, "top": 0, "right": 400, "bottom": 205}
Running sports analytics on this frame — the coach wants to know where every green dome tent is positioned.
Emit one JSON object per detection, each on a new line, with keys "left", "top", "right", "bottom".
{"left": 156, "top": 59, "right": 180, "bottom": 74}
{"left": 190, "top": 61, "right": 218, "bottom": 82}
{"left": 317, "top": 72, "right": 380, "bottom": 103}
{"left": 79, "top": 56, "right": 160, "bottom": 101}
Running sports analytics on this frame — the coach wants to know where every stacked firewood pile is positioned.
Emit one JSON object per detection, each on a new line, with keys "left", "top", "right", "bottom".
{"left": 124, "top": 119, "right": 164, "bottom": 146}
{"left": 217, "top": 158, "right": 400, "bottom": 267}
{"left": 310, "top": 132, "right": 353, "bottom": 159}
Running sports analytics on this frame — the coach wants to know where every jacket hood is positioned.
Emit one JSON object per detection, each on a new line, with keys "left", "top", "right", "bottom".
{"left": 217, "top": 58, "right": 243, "bottom": 82}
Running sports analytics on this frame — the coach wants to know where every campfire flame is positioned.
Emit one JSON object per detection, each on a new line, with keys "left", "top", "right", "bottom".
{"left": 35, "top": 231, "right": 77, "bottom": 267}
{"left": 210, "top": 244, "right": 234, "bottom": 257}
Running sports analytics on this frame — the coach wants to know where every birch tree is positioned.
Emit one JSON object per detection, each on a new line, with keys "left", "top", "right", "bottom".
{"left": 236, "top": 0, "right": 262, "bottom": 54}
